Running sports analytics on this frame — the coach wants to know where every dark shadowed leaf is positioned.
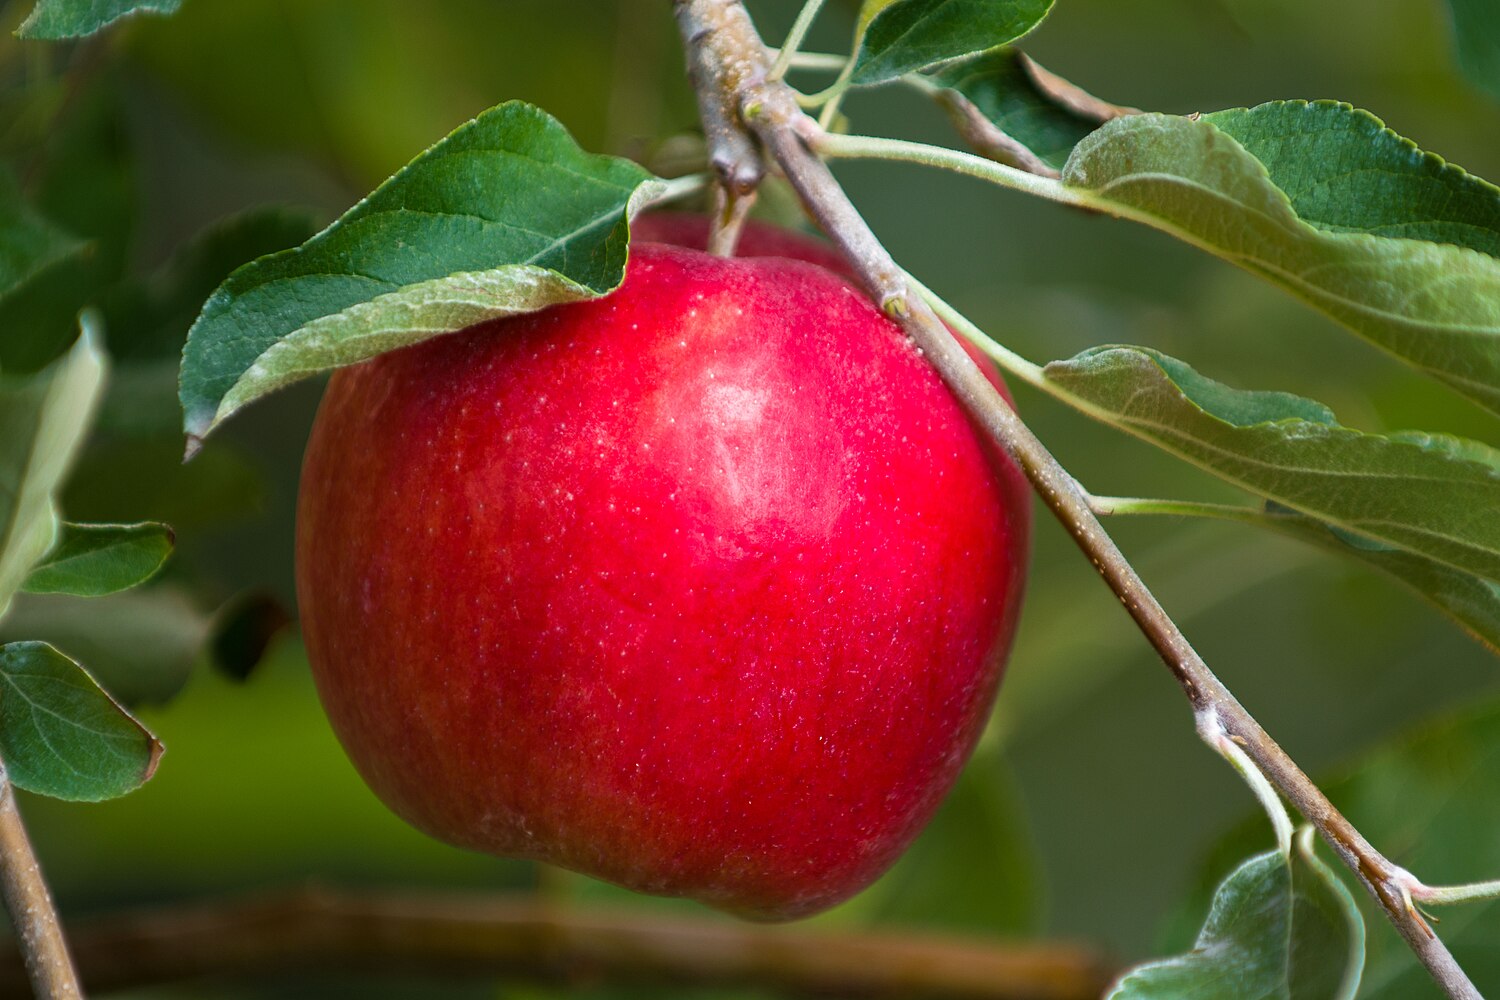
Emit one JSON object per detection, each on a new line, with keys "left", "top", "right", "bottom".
{"left": 850, "top": 0, "right": 1054, "bottom": 86}
{"left": 0, "top": 334, "right": 104, "bottom": 616}
{"left": 0, "top": 641, "right": 161, "bottom": 800}
{"left": 63, "top": 433, "right": 263, "bottom": 528}
{"left": 928, "top": 49, "right": 1133, "bottom": 171}
{"left": 0, "top": 169, "right": 94, "bottom": 374}
{"left": 104, "top": 207, "right": 319, "bottom": 362}
{"left": 17, "top": 0, "right": 182, "bottom": 40}
{"left": 1109, "top": 835, "right": 1363, "bottom": 999}
{"left": 1060, "top": 104, "right": 1500, "bottom": 413}
{"left": 210, "top": 591, "right": 291, "bottom": 683}
{"left": 1445, "top": 0, "right": 1500, "bottom": 100}
{"left": 1045, "top": 346, "right": 1500, "bottom": 582}
{"left": 21, "top": 522, "right": 173, "bottom": 597}
{"left": 30, "top": 82, "right": 136, "bottom": 288}
{"left": 0, "top": 588, "right": 208, "bottom": 706}
{"left": 178, "top": 101, "right": 665, "bottom": 444}
{"left": 0, "top": 170, "right": 82, "bottom": 301}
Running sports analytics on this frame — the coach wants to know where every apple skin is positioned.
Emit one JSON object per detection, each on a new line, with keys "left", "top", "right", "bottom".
{"left": 295, "top": 217, "right": 1030, "bottom": 920}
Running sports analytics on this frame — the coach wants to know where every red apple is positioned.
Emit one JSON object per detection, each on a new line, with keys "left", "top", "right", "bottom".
{"left": 295, "top": 216, "right": 1030, "bottom": 919}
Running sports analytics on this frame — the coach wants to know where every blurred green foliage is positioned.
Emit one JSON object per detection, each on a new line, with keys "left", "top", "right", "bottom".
{"left": 2, "top": 0, "right": 1499, "bottom": 997}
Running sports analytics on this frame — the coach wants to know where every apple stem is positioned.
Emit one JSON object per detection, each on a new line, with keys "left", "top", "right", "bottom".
{"left": 674, "top": 3, "right": 1484, "bottom": 997}
{"left": 1, "top": 885, "right": 1115, "bottom": 999}
{"left": 0, "top": 761, "right": 83, "bottom": 999}
{"left": 707, "top": 180, "right": 755, "bottom": 256}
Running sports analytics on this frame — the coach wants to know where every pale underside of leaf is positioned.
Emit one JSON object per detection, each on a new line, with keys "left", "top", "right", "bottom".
{"left": 17, "top": 0, "right": 182, "bottom": 39}
{"left": 0, "top": 334, "right": 105, "bottom": 617}
{"left": 213, "top": 266, "right": 599, "bottom": 432}
{"left": 1062, "top": 113, "right": 1500, "bottom": 413}
{"left": 1045, "top": 347, "right": 1500, "bottom": 583}
{"left": 179, "top": 100, "right": 664, "bottom": 444}
{"left": 927, "top": 49, "right": 1135, "bottom": 172}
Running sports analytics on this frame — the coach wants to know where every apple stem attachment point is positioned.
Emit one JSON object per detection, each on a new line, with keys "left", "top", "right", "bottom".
{"left": 708, "top": 180, "right": 756, "bottom": 257}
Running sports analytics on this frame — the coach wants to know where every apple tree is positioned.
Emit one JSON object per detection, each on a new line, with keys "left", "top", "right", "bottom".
{"left": 1, "top": 0, "right": 1499, "bottom": 998}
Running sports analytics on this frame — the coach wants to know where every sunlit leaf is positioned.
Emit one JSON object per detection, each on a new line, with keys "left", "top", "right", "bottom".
{"left": 1062, "top": 104, "right": 1500, "bottom": 413}
{"left": 1109, "top": 835, "right": 1363, "bottom": 999}
{"left": 1445, "top": 0, "right": 1500, "bottom": 100}
{"left": 1045, "top": 346, "right": 1500, "bottom": 582}
{"left": 850, "top": 0, "right": 1053, "bottom": 86}
{"left": 178, "top": 100, "right": 665, "bottom": 446}
{"left": 0, "top": 641, "right": 161, "bottom": 800}
{"left": 928, "top": 49, "right": 1133, "bottom": 171}
{"left": 0, "top": 333, "right": 105, "bottom": 617}
{"left": 21, "top": 522, "right": 173, "bottom": 597}
{"left": 17, "top": 0, "right": 182, "bottom": 40}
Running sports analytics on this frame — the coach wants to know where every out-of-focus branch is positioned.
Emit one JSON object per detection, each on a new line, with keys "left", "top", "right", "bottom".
{"left": 0, "top": 887, "right": 1114, "bottom": 1000}
{"left": 0, "top": 766, "right": 81, "bottom": 999}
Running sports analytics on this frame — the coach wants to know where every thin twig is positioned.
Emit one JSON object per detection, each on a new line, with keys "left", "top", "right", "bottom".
{"left": 0, "top": 764, "right": 81, "bottom": 999}
{"left": 0, "top": 887, "right": 1114, "bottom": 1000}
{"left": 672, "top": 2, "right": 1483, "bottom": 997}
{"left": 767, "top": 0, "right": 827, "bottom": 82}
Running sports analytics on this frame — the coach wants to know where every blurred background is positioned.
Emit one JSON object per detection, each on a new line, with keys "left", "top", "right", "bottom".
{"left": 3, "top": 0, "right": 1499, "bottom": 996}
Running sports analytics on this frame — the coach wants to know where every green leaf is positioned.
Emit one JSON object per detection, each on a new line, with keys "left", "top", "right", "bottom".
{"left": 1182, "top": 696, "right": 1500, "bottom": 997}
{"left": 850, "top": 0, "right": 1054, "bottom": 87}
{"left": 0, "top": 641, "right": 161, "bottom": 801}
{"left": 1445, "top": 0, "right": 1500, "bottom": 100}
{"left": 928, "top": 49, "right": 1132, "bottom": 171}
{"left": 21, "top": 522, "right": 173, "bottom": 597}
{"left": 178, "top": 101, "right": 664, "bottom": 445}
{"left": 0, "top": 332, "right": 105, "bottom": 617}
{"left": 1044, "top": 346, "right": 1500, "bottom": 582}
{"left": 1108, "top": 836, "right": 1363, "bottom": 1000}
{"left": 0, "top": 588, "right": 209, "bottom": 706}
{"left": 17, "top": 0, "right": 183, "bottom": 40}
{"left": 0, "top": 170, "right": 81, "bottom": 303}
{"left": 208, "top": 591, "right": 290, "bottom": 683}
{"left": 1062, "top": 104, "right": 1500, "bottom": 413}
